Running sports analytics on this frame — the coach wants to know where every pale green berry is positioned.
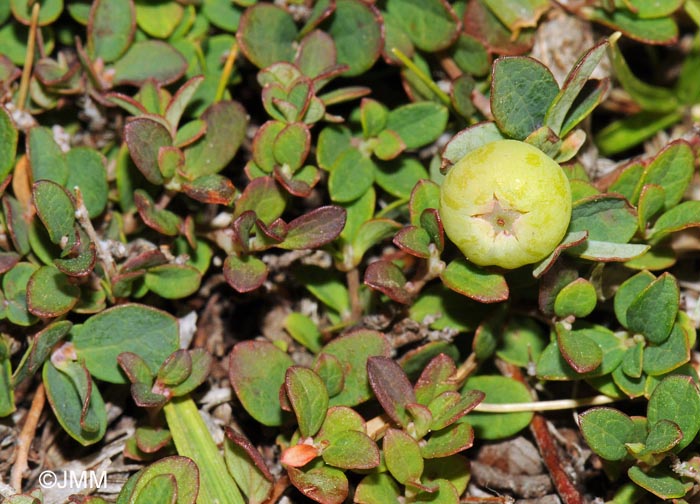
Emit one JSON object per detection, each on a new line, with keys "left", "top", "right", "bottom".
{"left": 439, "top": 139, "right": 572, "bottom": 269}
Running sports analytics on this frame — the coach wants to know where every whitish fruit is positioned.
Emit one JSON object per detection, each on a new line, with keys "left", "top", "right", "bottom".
{"left": 439, "top": 139, "right": 571, "bottom": 269}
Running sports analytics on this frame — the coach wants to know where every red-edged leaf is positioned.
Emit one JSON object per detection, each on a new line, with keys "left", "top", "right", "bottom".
{"left": 279, "top": 206, "right": 346, "bottom": 250}
{"left": 182, "top": 174, "right": 237, "bottom": 205}
{"left": 367, "top": 356, "right": 416, "bottom": 427}
{"left": 364, "top": 260, "right": 412, "bottom": 305}
{"left": 223, "top": 254, "right": 268, "bottom": 293}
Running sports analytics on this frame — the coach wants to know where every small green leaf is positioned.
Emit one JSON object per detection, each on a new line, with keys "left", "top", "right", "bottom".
{"left": 32, "top": 180, "right": 75, "bottom": 245}
{"left": 229, "top": 340, "right": 293, "bottom": 426}
{"left": 323, "top": 0, "right": 382, "bottom": 76}
{"left": 590, "top": 10, "right": 678, "bottom": 46}
{"left": 117, "top": 456, "right": 199, "bottom": 504}
{"left": 234, "top": 176, "right": 287, "bottom": 225}
{"left": 285, "top": 313, "right": 323, "bottom": 353}
{"left": 113, "top": 40, "right": 187, "bottom": 86}
{"left": 328, "top": 149, "right": 374, "bottom": 202}
{"left": 556, "top": 323, "right": 603, "bottom": 373}
{"left": 463, "top": 375, "right": 534, "bottom": 439}
{"left": 135, "top": 0, "right": 183, "bottom": 38}
{"left": 134, "top": 190, "right": 181, "bottom": 235}
{"left": 360, "top": 98, "right": 388, "bottom": 138}
{"left": 627, "top": 466, "right": 691, "bottom": 500}
{"left": 384, "top": 428, "right": 424, "bottom": 485}
{"left": 27, "top": 126, "right": 68, "bottom": 185}
{"left": 386, "top": 102, "right": 449, "bottom": 149}
{"left": 482, "top": 0, "right": 549, "bottom": 33}
{"left": 579, "top": 407, "right": 635, "bottom": 461}
{"left": 314, "top": 354, "right": 345, "bottom": 397}
{"left": 637, "top": 184, "right": 666, "bottom": 231}
{"left": 643, "top": 419, "right": 682, "bottom": 454}
{"left": 145, "top": 264, "right": 201, "bottom": 299}
{"left": 66, "top": 147, "right": 108, "bottom": 218}
{"left": 285, "top": 366, "right": 329, "bottom": 438}
{"left": 496, "top": 316, "right": 547, "bottom": 367}
{"left": 627, "top": 273, "right": 679, "bottom": 344}
{"left": 273, "top": 123, "right": 310, "bottom": 171}
{"left": 351, "top": 219, "right": 401, "bottom": 267}
{"left": 237, "top": 4, "right": 297, "bottom": 68}
{"left": 355, "top": 473, "right": 401, "bottom": 504}
{"left": 614, "top": 270, "right": 656, "bottom": 327}
{"left": 0, "top": 105, "right": 18, "bottom": 181}
{"left": 569, "top": 194, "right": 638, "bottom": 243}
{"left": 43, "top": 360, "right": 106, "bottom": 446}
{"left": 184, "top": 101, "right": 248, "bottom": 178}
{"left": 322, "top": 430, "right": 379, "bottom": 470}
{"left": 11, "top": 320, "right": 72, "bottom": 387}
{"left": 491, "top": 57, "right": 559, "bottom": 140}
{"left": 385, "top": 0, "right": 460, "bottom": 52}
{"left": 0, "top": 339, "right": 14, "bottom": 416}
{"left": 374, "top": 157, "right": 428, "bottom": 198}
{"left": 72, "top": 304, "right": 179, "bottom": 384}
{"left": 642, "top": 322, "right": 691, "bottom": 376}
{"left": 319, "top": 329, "right": 390, "bottom": 407}
{"left": 647, "top": 375, "right": 700, "bottom": 452}
{"left": 641, "top": 140, "right": 694, "bottom": 210}
{"left": 441, "top": 122, "right": 504, "bottom": 171}
{"left": 26, "top": 266, "right": 80, "bottom": 318}
{"left": 545, "top": 39, "right": 607, "bottom": 134}
{"left": 440, "top": 258, "right": 509, "bottom": 303}
{"left": 421, "top": 420, "right": 474, "bottom": 459}
{"left": 11, "top": 0, "right": 63, "bottom": 26}
{"left": 553, "top": 278, "right": 597, "bottom": 318}
{"left": 87, "top": 0, "right": 135, "bottom": 62}
{"left": 124, "top": 117, "right": 172, "bottom": 185}
{"left": 650, "top": 200, "right": 700, "bottom": 243}
{"left": 287, "top": 466, "right": 348, "bottom": 504}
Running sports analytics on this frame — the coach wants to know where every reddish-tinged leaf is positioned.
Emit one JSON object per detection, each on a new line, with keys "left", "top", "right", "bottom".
{"left": 414, "top": 354, "right": 458, "bottom": 406}
{"left": 234, "top": 176, "right": 287, "bottom": 225}
{"left": 364, "top": 260, "right": 412, "bottom": 305}
{"left": 182, "top": 175, "right": 237, "bottom": 206}
{"left": 223, "top": 254, "right": 268, "bottom": 293}
{"left": 273, "top": 165, "right": 320, "bottom": 198}
{"left": 279, "top": 206, "right": 346, "bottom": 250}
{"left": 287, "top": 466, "right": 348, "bottom": 504}
{"left": 393, "top": 226, "right": 431, "bottom": 258}
{"left": 183, "top": 101, "right": 248, "bottom": 178}
{"left": 232, "top": 211, "right": 258, "bottom": 255}
{"left": 0, "top": 252, "right": 20, "bottom": 274}
{"left": 464, "top": 0, "right": 535, "bottom": 56}
{"left": 533, "top": 231, "right": 588, "bottom": 278}
{"left": 117, "top": 351, "right": 154, "bottom": 385}
{"left": 224, "top": 427, "right": 274, "bottom": 482}
{"left": 281, "top": 443, "right": 320, "bottom": 467}
{"left": 367, "top": 356, "right": 416, "bottom": 427}
{"left": 124, "top": 117, "right": 172, "bottom": 185}
{"left": 121, "top": 249, "right": 168, "bottom": 273}
{"left": 134, "top": 190, "right": 182, "bottom": 236}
